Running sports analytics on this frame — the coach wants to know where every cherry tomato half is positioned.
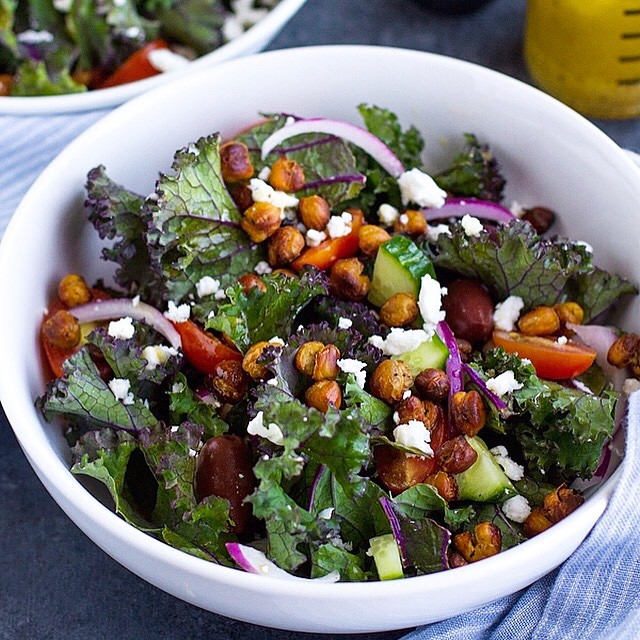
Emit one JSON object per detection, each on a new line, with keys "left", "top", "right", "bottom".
{"left": 98, "top": 39, "right": 169, "bottom": 89}
{"left": 291, "top": 209, "right": 364, "bottom": 271}
{"left": 171, "top": 319, "right": 242, "bottom": 375}
{"left": 492, "top": 330, "right": 597, "bottom": 380}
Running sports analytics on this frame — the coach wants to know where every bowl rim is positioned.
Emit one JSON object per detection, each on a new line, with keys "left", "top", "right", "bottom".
{"left": 0, "top": 0, "right": 307, "bottom": 116}
{"left": 0, "top": 43, "right": 634, "bottom": 600}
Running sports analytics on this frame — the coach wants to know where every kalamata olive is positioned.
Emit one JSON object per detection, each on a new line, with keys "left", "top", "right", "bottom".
{"left": 195, "top": 435, "right": 256, "bottom": 533}
{"left": 442, "top": 279, "right": 495, "bottom": 343}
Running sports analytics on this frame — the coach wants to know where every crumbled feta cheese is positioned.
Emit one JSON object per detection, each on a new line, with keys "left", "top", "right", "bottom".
{"left": 266, "top": 378, "right": 279, "bottom": 386}
{"left": 392, "top": 411, "right": 400, "bottom": 425}
{"left": 53, "top": 0, "right": 72, "bottom": 11}
{"left": 426, "top": 223, "right": 450, "bottom": 242}
{"left": 402, "top": 390, "right": 411, "bottom": 400}
{"left": 258, "top": 166, "right": 271, "bottom": 181}
{"left": 338, "top": 317, "right": 353, "bottom": 330}
{"left": 17, "top": 30, "right": 54, "bottom": 45}
{"left": 326, "top": 212, "right": 353, "bottom": 239}
{"left": 485, "top": 371, "right": 523, "bottom": 397}
{"left": 393, "top": 420, "right": 433, "bottom": 456}
{"left": 247, "top": 411, "right": 284, "bottom": 445}
{"left": 368, "top": 328, "right": 430, "bottom": 356}
{"left": 196, "top": 276, "right": 223, "bottom": 299}
{"left": 164, "top": 300, "right": 190, "bottom": 323}
{"left": 378, "top": 203, "right": 399, "bottom": 226}
{"left": 171, "top": 382, "right": 184, "bottom": 393}
{"left": 493, "top": 295, "right": 525, "bottom": 331}
{"left": 490, "top": 445, "right": 525, "bottom": 481}
{"left": 623, "top": 378, "right": 640, "bottom": 395}
{"left": 397, "top": 168, "right": 447, "bottom": 208}
{"left": 501, "top": 495, "right": 531, "bottom": 523}
{"left": 108, "top": 317, "right": 135, "bottom": 340}
{"left": 254, "top": 260, "right": 272, "bottom": 275}
{"left": 510, "top": 201, "right": 526, "bottom": 218}
{"left": 399, "top": 213, "right": 409, "bottom": 225}
{"left": 142, "top": 345, "right": 179, "bottom": 370}
{"left": 461, "top": 214, "right": 484, "bottom": 237}
{"left": 148, "top": 48, "right": 190, "bottom": 73}
{"left": 418, "top": 273, "right": 446, "bottom": 332}
{"left": 170, "top": 425, "right": 180, "bottom": 433}
{"left": 318, "top": 507, "right": 334, "bottom": 520}
{"left": 306, "top": 228, "right": 327, "bottom": 247}
{"left": 188, "top": 448, "right": 198, "bottom": 458}
{"left": 248, "top": 178, "right": 298, "bottom": 215}
{"left": 557, "top": 335, "right": 568, "bottom": 345}
{"left": 269, "top": 336, "right": 285, "bottom": 346}
{"left": 108, "top": 378, "right": 134, "bottom": 405}
{"left": 337, "top": 358, "right": 367, "bottom": 388}
{"left": 123, "top": 26, "right": 142, "bottom": 39}
{"left": 132, "top": 295, "right": 140, "bottom": 307}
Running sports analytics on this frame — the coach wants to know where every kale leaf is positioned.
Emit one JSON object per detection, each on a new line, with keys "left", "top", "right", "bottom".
{"left": 432, "top": 220, "right": 637, "bottom": 320}
{"left": 85, "top": 166, "right": 165, "bottom": 303}
{"left": 206, "top": 269, "right": 328, "bottom": 352}
{"left": 435, "top": 133, "right": 506, "bottom": 202}
{"left": 147, "top": 133, "right": 263, "bottom": 303}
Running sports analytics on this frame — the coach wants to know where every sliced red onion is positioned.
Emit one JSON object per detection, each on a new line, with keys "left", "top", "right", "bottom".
{"left": 566, "top": 322, "right": 625, "bottom": 392}
{"left": 260, "top": 118, "right": 405, "bottom": 178}
{"left": 462, "top": 363, "right": 510, "bottom": 416}
{"left": 422, "top": 197, "right": 514, "bottom": 223}
{"left": 436, "top": 321, "right": 463, "bottom": 395}
{"left": 379, "top": 497, "right": 407, "bottom": 565}
{"left": 69, "top": 298, "right": 182, "bottom": 350}
{"left": 307, "top": 464, "right": 328, "bottom": 511}
{"left": 226, "top": 543, "right": 339, "bottom": 582}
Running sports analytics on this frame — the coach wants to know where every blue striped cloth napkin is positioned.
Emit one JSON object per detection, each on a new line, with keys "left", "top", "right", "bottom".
{"left": 403, "top": 391, "right": 640, "bottom": 640}
{"left": 2, "top": 113, "right": 639, "bottom": 640}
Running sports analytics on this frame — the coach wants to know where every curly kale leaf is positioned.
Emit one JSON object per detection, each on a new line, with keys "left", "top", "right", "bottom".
{"left": 236, "top": 114, "right": 365, "bottom": 208}
{"left": 310, "top": 544, "right": 367, "bottom": 581}
{"left": 478, "top": 349, "right": 617, "bottom": 481}
{"left": 310, "top": 295, "right": 387, "bottom": 338}
{"left": 147, "top": 133, "right": 263, "bottom": 303}
{"left": 206, "top": 268, "right": 328, "bottom": 353}
{"left": 432, "top": 220, "right": 637, "bottom": 320}
{"left": 85, "top": 166, "right": 165, "bottom": 302}
{"left": 435, "top": 133, "right": 506, "bottom": 202}
{"left": 37, "top": 348, "right": 158, "bottom": 434}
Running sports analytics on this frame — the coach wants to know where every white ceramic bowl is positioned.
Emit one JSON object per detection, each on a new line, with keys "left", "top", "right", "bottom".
{"left": 0, "top": 46, "right": 638, "bottom": 633}
{"left": 0, "top": 0, "right": 306, "bottom": 115}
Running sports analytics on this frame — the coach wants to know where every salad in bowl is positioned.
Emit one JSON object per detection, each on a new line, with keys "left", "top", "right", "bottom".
{"left": 36, "top": 104, "right": 637, "bottom": 582}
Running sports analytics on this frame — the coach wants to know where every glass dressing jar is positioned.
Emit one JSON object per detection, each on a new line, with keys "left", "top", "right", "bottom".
{"left": 525, "top": 1, "right": 640, "bottom": 119}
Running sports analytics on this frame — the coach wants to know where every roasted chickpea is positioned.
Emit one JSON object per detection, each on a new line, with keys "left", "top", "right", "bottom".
{"left": 312, "top": 344, "right": 341, "bottom": 381}
{"left": 518, "top": 306, "right": 561, "bottom": 336}
{"left": 294, "top": 341, "right": 325, "bottom": 376}
{"left": 219, "top": 141, "right": 254, "bottom": 183}
{"left": 58, "top": 273, "right": 92, "bottom": 308}
{"left": 424, "top": 471, "right": 459, "bottom": 503}
{"left": 272, "top": 268, "right": 297, "bottom": 278}
{"left": 242, "top": 341, "right": 273, "bottom": 380}
{"left": 298, "top": 195, "right": 330, "bottom": 230}
{"left": 329, "top": 258, "right": 370, "bottom": 301}
{"left": 393, "top": 210, "right": 427, "bottom": 236}
{"left": 608, "top": 333, "right": 640, "bottom": 368}
{"left": 305, "top": 380, "right": 342, "bottom": 412}
{"left": 267, "top": 226, "right": 305, "bottom": 267}
{"left": 449, "top": 390, "right": 486, "bottom": 437}
{"left": 228, "top": 183, "right": 254, "bottom": 212}
{"left": 206, "top": 359, "right": 249, "bottom": 404}
{"left": 358, "top": 225, "right": 391, "bottom": 257}
{"left": 453, "top": 522, "right": 502, "bottom": 562}
{"left": 370, "top": 359, "right": 413, "bottom": 404}
{"left": 395, "top": 395, "right": 427, "bottom": 424}
{"left": 414, "top": 368, "right": 450, "bottom": 402}
{"left": 521, "top": 206, "right": 556, "bottom": 234}
{"left": 42, "top": 309, "right": 81, "bottom": 350}
{"left": 268, "top": 156, "right": 305, "bottom": 192}
{"left": 0, "top": 74, "right": 13, "bottom": 97}
{"left": 373, "top": 444, "right": 436, "bottom": 494}
{"left": 437, "top": 436, "right": 478, "bottom": 474}
{"left": 380, "top": 292, "right": 419, "bottom": 327}
{"left": 553, "top": 301, "right": 585, "bottom": 326}
{"left": 241, "top": 202, "right": 282, "bottom": 243}
{"left": 238, "top": 273, "right": 267, "bottom": 294}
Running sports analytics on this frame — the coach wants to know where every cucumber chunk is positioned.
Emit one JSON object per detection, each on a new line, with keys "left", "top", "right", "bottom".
{"left": 368, "top": 533, "right": 404, "bottom": 580}
{"left": 455, "top": 436, "right": 517, "bottom": 503}
{"left": 368, "top": 235, "right": 436, "bottom": 307}
{"left": 391, "top": 332, "right": 449, "bottom": 376}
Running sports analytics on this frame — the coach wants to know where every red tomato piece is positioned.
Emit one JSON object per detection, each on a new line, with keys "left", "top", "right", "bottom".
{"left": 171, "top": 319, "right": 242, "bottom": 375}
{"left": 291, "top": 209, "right": 364, "bottom": 271}
{"left": 492, "top": 330, "right": 597, "bottom": 380}
{"left": 98, "top": 39, "right": 169, "bottom": 89}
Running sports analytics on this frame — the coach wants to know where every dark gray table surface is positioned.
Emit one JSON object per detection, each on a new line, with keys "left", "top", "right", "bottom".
{"left": 2, "top": 1, "right": 640, "bottom": 639}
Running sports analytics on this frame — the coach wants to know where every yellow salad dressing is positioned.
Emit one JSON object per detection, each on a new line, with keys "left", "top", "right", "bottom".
{"left": 525, "top": 1, "right": 640, "bottom": 118}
